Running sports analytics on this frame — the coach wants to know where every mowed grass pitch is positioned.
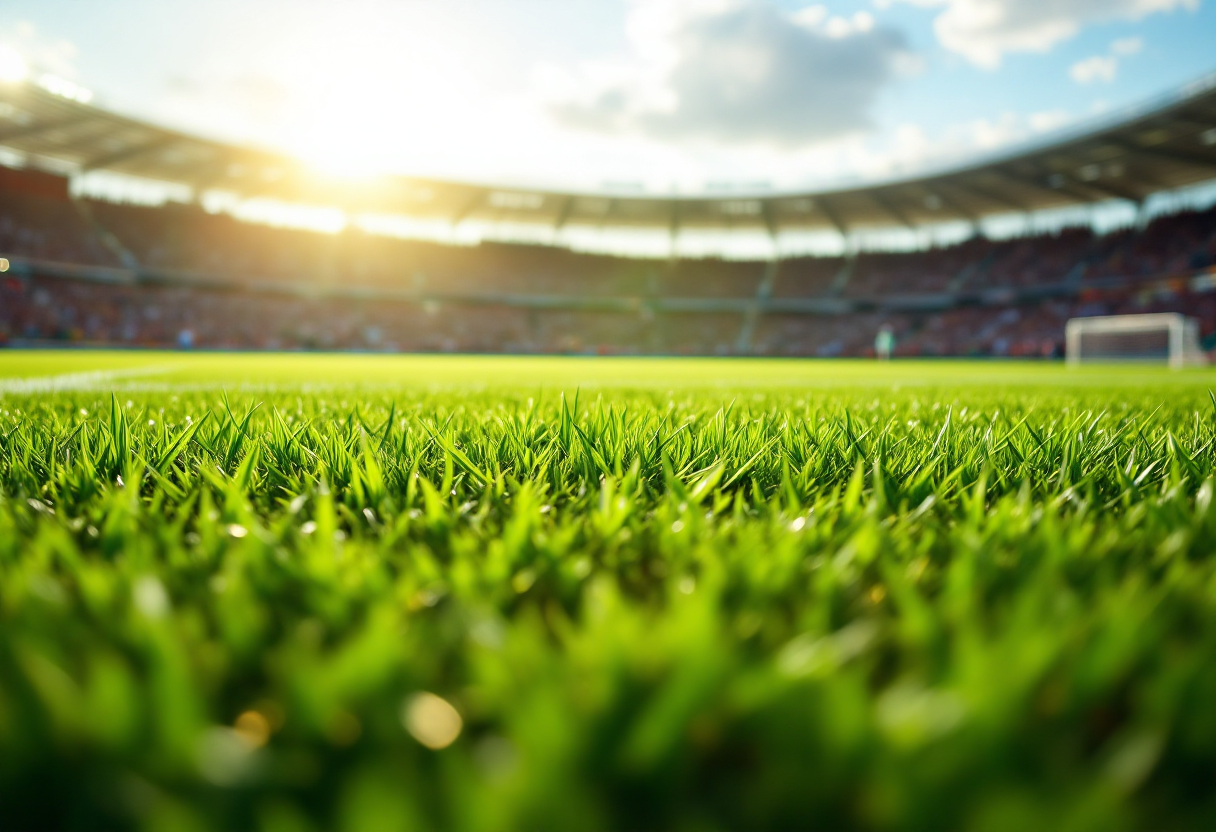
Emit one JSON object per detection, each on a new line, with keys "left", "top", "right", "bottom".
{"left": 5, "top": 353, "right": 1216, "bottom": 832}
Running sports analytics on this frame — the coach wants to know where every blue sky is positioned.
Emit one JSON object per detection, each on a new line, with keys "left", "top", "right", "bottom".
{"left": 1, "top": 0, "right": 1213, "bottom": 194}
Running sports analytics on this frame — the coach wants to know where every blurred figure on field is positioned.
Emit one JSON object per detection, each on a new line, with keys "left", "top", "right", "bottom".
{"left": 177, "top": 328, "right": 194, "bottom": 349}
{"left": 875, "top": 324, "right": 894, "bottom": 361}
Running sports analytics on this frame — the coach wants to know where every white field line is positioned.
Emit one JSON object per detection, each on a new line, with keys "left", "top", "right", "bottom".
{"left": 0, "top": 365, "right": 175, "bottom": 395}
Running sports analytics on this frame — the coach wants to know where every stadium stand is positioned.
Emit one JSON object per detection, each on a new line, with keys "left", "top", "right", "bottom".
{"left": 1, "top": 163, "right": 1213, "bottom": 356}
{"left": 769, "top": 256, "right": 845, "bottom": 299}
{"left": 0, "top": 167, "right": 120, "bottom": 266}
{"left": 0, "top": 70, "right": 1214, "bottom": 357}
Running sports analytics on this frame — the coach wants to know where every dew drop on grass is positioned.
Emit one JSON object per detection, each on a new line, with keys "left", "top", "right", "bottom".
{"left": 197, "top": 727, "right": 260, "bottom": 787}
{"left": 133, "top": 576, "right": 169, "bottom": 618}
{"left": 512, "top": 569, "right": 537, "bottom": 593}
{"left": 402, "top": 693, "right": 462, "bottom": 750}
{"left": 233, "top": 711, "right": 271, "bottom": 749}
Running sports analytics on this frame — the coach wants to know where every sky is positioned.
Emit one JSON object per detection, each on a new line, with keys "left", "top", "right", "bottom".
{"left": 0, "top": 0, "right": 1214, "bottom": 196}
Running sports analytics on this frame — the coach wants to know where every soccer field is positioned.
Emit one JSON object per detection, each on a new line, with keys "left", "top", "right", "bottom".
{"left": 4, "top": 351, "right": 1216, "bottom": 831}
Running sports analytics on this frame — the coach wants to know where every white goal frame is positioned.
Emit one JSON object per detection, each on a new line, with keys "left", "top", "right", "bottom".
{"left": 1065, "top": 313, "right": 1207, "bottom": 369}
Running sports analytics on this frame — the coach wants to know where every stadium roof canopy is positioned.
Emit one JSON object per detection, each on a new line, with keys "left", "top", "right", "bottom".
{"left": 1, "top": 72, "right": 1216, "bottom": 239}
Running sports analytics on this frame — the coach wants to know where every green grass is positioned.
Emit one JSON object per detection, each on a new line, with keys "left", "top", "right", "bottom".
{"left": 4, "top": 351, "right": 1216, "bottom": 832}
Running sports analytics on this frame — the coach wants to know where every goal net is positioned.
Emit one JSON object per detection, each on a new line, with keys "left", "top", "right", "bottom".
{"left": 1066, "top": 313, "right": 1208, "bottom": 368}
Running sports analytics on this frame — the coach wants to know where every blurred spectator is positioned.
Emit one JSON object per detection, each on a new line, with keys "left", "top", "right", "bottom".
{"left": 875, "top": 325, "right": 894, "bottom": 360}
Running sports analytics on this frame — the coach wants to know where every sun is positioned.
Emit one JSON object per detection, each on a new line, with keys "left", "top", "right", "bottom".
{"left": 0, "top": 45, "right": 28, "bottom": 84}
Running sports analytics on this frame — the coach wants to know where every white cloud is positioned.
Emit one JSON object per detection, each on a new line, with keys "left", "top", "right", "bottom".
{"left": 1068, "top": 35, "right": 1146, "bottom": 86}
{"left": 0, "top": 19, "right": 80, "bottom": 80}
{"left": 949, "top": 109, "right": 1073, "bottom": 151}
{"left": 775, "top": 106, "right": 1076, "bottom": 191}
{"left": 1028, "top": 109, "right": 1070, "bottom": 132}
{"left": 157, "top": 73, "right": 296, "bottom": 143}
{"left": 1070, "top": 55, "right": 1118, "bottom": 84}
{"left": 541, "top": 0, "right": 911, "bottom": 147}
{"left": 968, "top": 112, "right": 1024, "bottom": 149}
{"left": 893, "top": 0, "right": 1196, "bottom": 68}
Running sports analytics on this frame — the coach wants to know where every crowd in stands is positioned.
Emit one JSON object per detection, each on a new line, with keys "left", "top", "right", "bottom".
{"left": 0, "top": 163, "right": 1214, "bottom": 357}
{"left": 0, "top": 275, "right": 751, "bottom": 354}
{"left": 770, "top": 256, "right": 843, "bottom": 299}
{"left": 843, "top": 238, "right": 994, "bottom": 297}
{"left": 753, "top": 286, "right": 1216, "bottom": 359}
{"left": 6, "top": 270, "right": 1212, "bottom": 358}
{"left": 0, "top": 275, "right": 537, "bottom": 352}
{"left": 1085, "top": 208, "right": 1216, "bottom": 283}
{"left": 0, "top": 168, "right": 120, "bottom": 267}
{"left": 86, "top": 199, "right": 775, "bottom": 300}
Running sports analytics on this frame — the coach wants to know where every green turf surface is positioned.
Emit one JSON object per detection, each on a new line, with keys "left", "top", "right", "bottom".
{"left": 4, "top": 351, "right": 1216, "bottom": 831}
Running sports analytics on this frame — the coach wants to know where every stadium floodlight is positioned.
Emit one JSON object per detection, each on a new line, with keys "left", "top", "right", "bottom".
{"left": 1065, "top": 313, "right": 1208, "bottom": 369}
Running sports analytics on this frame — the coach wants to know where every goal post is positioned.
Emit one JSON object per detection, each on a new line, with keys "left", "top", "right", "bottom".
{"left": 1066, "top": 313, "right": 1208, "bottom": 368}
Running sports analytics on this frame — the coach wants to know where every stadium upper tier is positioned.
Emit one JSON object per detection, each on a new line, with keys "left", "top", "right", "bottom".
{"left": 1, "top": 72, "right": 1215, "bottom": 235}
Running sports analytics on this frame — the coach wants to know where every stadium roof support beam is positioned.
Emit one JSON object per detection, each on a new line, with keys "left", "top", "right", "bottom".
{"left": 1151, "top": 117, "right": 1216, "bottom": 139}
{"left": 1190, "top": 119, "right": 1216, "bottom": 137}
{"left": 552, "top": 195, "right": 575, "bottom": 233}
{"left": 816, "top": 197, "right": 849, "bottom": 242}
{"left": 1064, "top": 175, "right": 1146, "bottom": 205}
{"left": 668, "top": 201, "right": 680, "bottom": 259}
{"left": 1176, "top": 114, "right": 1216, "bottom": 128}
{"left": 186, "top": 156, "right": 237, "bottom": 196}
{"left": 81, "top": 136, "right": 180, "bottom": 173}
{"left": 760, "top": 201, "right": 779, "bottom": 257}
{"left": 926, "top": 188, "right": 980, "bottom": 224}
{"left": 950, "top": 181, "right": 1031, "bottom": 214}
{"left": 991, "top": 168, "right": 1100, "bottom": 206}
{"left": 595, "top": 197, "right": 617, "bottom": 231}
{"left": 190, "top": 153, "right": 291, "bottom": 201}
{"left": 54, "top": 131, "right": 167, "bottom": 162}
{"left": 0, "top": 114, "right": 96, "bottom": 144}
{"left": 869, "top": 191, "right": 917, "bottom": 231}
{"left": 449, "top": 190, "right": 485, "bottom": 227}
{"left": 40, "top": 123, "right": 140, "bottom": 156}
{"left": 1109, "top": 140, "right": 1216, "bottom": 172}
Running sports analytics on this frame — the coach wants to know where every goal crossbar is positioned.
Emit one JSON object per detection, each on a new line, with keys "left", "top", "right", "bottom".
{"left": 1066, "top": 313, "right": 1206, "bottom": 369}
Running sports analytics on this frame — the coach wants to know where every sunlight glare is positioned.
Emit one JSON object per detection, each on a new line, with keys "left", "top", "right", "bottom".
{"left": 266, "top": 6, "right": 490, "bottom": 180}
{"left": 0, "top": 46, "right": 27, "bottom": 84}
{"left": 232, "top": 197, "right": 347, "bottom": 234}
